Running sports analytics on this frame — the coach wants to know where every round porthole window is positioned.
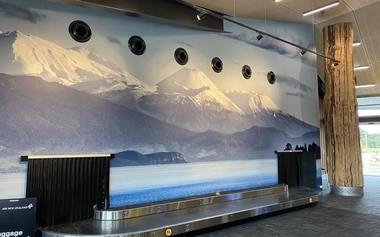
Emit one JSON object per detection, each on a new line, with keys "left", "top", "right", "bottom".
{"left": 211, "top": 57, "right": 223, "bottom": 73}
{"left": 128, "top": 35, "right": 146, "bottom": 56}
{"left": 242, "top": 65, "right": 252, "bottom": 79}
{"left": 68, "top": 20, "right": 92, "bottom": 43}
{"left": 174, "top": 48, "right": 189, "bottom": 66}
{"left": 267, "top": 71, "right": 276, "bottom": 85}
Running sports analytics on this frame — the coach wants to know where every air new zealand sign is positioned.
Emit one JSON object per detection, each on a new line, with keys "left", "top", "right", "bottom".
{"left": 0, "top": 198, "right": 37, "bottom": 237}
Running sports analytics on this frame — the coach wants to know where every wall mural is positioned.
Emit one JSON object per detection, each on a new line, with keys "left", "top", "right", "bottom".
{"left": 0, "top": 0, "right": 321, "bottom": 207}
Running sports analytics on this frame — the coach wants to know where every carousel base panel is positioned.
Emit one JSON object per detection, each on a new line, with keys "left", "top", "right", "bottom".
{"left": 39, "top": 184, "right": 321, "bottom": 237}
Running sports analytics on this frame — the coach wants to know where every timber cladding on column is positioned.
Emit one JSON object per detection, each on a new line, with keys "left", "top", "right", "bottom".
{"left": 322, "top": 22, "right": 364, "bottom": 190}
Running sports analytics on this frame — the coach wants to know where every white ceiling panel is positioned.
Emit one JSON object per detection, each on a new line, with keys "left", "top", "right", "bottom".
{"left": 344, "top": 0, "right": 380, "bottom": 9}
{"left": 279, "top": 0, "right": 352, "bottom": 23}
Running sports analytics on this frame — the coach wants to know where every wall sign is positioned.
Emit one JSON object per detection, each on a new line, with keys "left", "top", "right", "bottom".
{"left": 0, "top": 198, "right": 37, "bottom": 237}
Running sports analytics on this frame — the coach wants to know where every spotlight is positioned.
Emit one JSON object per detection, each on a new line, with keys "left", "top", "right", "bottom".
{"left": 197, "top": 11, "right": 207, "bottom": 20}
{"left": 300, "top": 50, "right": 306, "bottom": 56}
{"left": 256, "top": 34, "right": 263, "bottom": 41}
{"left": 332, "top": 61, "right": 339, "bottom": 67}
{"left": 353, "top": 42, "right": 361, "bottom": 47}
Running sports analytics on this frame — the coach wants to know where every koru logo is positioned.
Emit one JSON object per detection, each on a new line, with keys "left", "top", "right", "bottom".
{"left": 0, "top": 231, "right": 23, "bottom": 237}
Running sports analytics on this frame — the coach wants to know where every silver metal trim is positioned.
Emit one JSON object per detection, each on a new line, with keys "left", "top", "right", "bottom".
{"left": 25, "top": 154, "right": 113, "bottom": 159}
{"left": 276, "top": 150, "right": 303, "bottom": 153}
{"left": 331, "top": 186, "right": 364, "bottom": 197}
{"left": 41, "top": 194, "right": 320, "bottom": 237}
{"left": 94, "top": 184, "right": 288, "bottom": 220}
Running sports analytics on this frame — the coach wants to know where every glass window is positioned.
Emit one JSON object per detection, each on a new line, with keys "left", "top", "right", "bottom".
{"left": 360, "top": 124, "right": 380, "bottom": 176}
{"left": 358, "top": 106, "right": 380, "bottom": 117}
{"left": 358, "top": 96, "right": 380, "bottom": 117}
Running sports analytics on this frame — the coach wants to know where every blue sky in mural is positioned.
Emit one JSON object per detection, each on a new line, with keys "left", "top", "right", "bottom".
{"left": 0, "top": 0, "right": 318, "bottom": 126}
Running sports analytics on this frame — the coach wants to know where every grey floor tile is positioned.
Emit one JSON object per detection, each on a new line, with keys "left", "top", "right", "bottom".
{"left": 196, "top": 175, "right": 380, "bottom": 237}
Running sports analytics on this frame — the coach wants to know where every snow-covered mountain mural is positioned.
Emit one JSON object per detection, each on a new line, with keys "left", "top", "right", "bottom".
{"left": 0, "top": 0, "right": 320, "bottom": 206}
{"left": 74, "top": 67, "right": 317, "bottom": 135}
{"left": 0, "top": 30, "right": 147, "bottom": 88}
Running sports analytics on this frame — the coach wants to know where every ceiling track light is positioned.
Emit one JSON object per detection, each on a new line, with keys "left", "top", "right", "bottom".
{"left": 353, "top": 42, "right": 361, "bottom": 46}
{"left": 303, "top": 1, "right": 340, "bottom": 17}
{"left": 355, "top": 84, "right": 375, "bottom": 89}
{"left": 354, "top": 65, "right": 369, "bottom": 70}
{"left": 177, "top": 0, "right": 340, "bottom": 65}
{"left": 332, "top": 61, "right": 339, "bottom": 67}
{"left": 256, "top": 34, "right": 263, "bottom": 41}
{"left": 197, "top": 11, "right": 207, "bottom": 20}
{"left": 300, "top": 49, "right": 306, "bottom": 56}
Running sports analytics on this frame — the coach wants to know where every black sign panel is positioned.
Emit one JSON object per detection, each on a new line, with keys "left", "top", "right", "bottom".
{"left": 0, "top": 198, "right": 37, "bottom": 237}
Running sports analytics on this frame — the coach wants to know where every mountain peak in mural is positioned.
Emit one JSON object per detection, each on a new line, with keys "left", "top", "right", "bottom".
{"left": 221, "top": 90, "right": 280, "bottom": 114}
{"left": 93, "top": 67, "right": 317, "bottom": 136}
{"left": 0, "top": 30, "right": 146, "bottom": 88}
{"left": 156, "top": 67, "right": 244, "bottom": 114}
{"left": 0, "top": 73, "right": 195, "bottom": 158}
{"left": 96, "top": 67, "right": 254, "bottom": 133}
{"left": 0, "top": 30, "right": 317, "bottom": 136}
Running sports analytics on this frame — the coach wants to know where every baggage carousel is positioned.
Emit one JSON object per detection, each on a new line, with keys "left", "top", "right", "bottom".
{"left": 39, "top": 184, "right": 321, "bottom": 237}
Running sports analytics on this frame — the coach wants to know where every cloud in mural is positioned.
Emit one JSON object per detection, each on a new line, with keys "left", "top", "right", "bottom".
{"left": 272, "top": 74, "right": 312, "bottom": 94}
{"left": 284, "top": 92, "right": 305, "bottom": 98}
{"left": 106, "top": 37, "right": 122, "bottom": 46}
{"left": 220, "top": 30, "right": 316, "bottom": 66}
{"left": 0, "top": 1, "right": 46, "bottom": 23}
{"left": 160, "top": 57, "right": 173, "bottom": 67}
{"left": 176, "top": 41, "right": 194, "bottom": 48}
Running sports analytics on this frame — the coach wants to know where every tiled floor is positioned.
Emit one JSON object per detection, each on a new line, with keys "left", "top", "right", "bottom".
{"left": 196, "top": 175, "right": 380, "bottom": 237}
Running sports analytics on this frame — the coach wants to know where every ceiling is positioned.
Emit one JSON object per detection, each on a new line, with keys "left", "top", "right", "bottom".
{"left": 183, "top": 0, "right": 380, "bottom": 97}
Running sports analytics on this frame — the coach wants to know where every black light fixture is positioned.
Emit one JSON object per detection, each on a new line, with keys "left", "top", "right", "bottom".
{"left": 256, "top": 34, "right": 263, "bottom": 41}
{"left": 197, "top": 11, "right": 207, "bottom": 20}
{"left": 128, "top": 35, "right": 146, "bottom": 56}
{"left": 174, "top": 48, "right": 189, "bottom": 65}
{"left": 242, "top": 65, "right": 252, "bottom": 79}
{"left": 300, "top": 49, "right": 306, "bottom": 56}
{"left": 332, "top": 61, "right": 339, "bottom": 67}
{"left": 211, "top": 57, "right": 223, "bottom": 73}
{"left": 68, "top": 20, "right": 92, "bottom": 43}
{"left": 267, "top": 71, "right": 276, "bottom": 85}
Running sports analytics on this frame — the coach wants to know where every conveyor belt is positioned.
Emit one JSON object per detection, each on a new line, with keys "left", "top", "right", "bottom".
{"left": 39, "top": 186, "right": 321, "bottom": 237}
{"left": 94, "top": 184, "right": 289, "bottom": 220}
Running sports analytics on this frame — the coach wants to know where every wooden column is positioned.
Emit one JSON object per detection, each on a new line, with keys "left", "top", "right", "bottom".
{"left": 322, "top": 22, "right": 364, "bottom": 196}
